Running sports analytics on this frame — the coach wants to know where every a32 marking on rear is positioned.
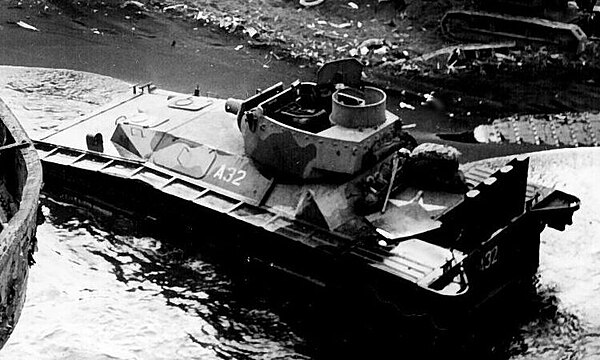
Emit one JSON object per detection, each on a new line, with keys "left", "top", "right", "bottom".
{"left": 481, "top": 245, "right": 499, "bottom": 271}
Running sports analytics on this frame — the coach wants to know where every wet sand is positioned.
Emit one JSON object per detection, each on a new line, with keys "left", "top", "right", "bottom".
{"left": 0, "top": 1, "right": 310, "bottom": 98}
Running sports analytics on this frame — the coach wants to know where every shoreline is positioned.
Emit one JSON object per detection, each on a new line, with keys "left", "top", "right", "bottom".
{"left": 1, "top": 0, "right": 599, "bottom": 164}
{"left": 0, "top": 64, "right": 570, "bottom": 163}
{"left": 2, "top": 0, "right": 599, "bottom": 121}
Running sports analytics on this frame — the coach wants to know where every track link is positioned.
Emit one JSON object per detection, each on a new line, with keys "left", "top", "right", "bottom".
{"left": 441, "top": 10, "right": 587, "bottom": 52}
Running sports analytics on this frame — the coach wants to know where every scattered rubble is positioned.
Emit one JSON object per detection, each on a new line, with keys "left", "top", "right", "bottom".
{"left": 399, "top": 101, "right": 415, "bottom": 110}
{"left": 300, "top": 0, "right": 325, "bottom": 7}
{"left": 90, "top": 0, "right": 591, "bottom": 78}
{"left": 121, "top": 0, "right": 145, "bottom": 11}
{"left": 13, "top": 0, "right": 599, "bottom": 89}
{"left": 16, "top": 20, "right": 39, "bottom": 31}
{"left": 421, "top": 92, "right": 444, "bottom": 112}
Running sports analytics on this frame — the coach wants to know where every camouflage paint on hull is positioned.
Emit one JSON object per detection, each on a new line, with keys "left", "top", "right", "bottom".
{"left": 30, "top": 64, "right": 580, "bottom": 317}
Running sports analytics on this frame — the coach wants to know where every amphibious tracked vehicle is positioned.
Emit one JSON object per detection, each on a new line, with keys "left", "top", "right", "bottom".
{"left": 33, "top": 59, "right": 579, "bottom": 319}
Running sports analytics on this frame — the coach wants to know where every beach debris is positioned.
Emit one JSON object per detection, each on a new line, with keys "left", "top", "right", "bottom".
{"left": 244, "top": 26, "right": 259, "bottom": 39}
{"left": 40, "top": 5, "right": 50, "bottom": 16}
{"left": 16, "top": 21, "right": 39, "bottom": 32}
{"left": 494, "top": 52, "right": 516, "bottom": 62}
{"left": 359, "top": 38, "right": 384, "bottom": 49}
{"left": 234, "top": 44, "right": 244, "bottom": 51}
{"left": 421, "top": 92, "right": 445, "bottom": 112}
{"left": 7, "top": 1, "right": 22, "bottom": 9}
{"left": 300, "top": 0, "right": 325, "bottom": 7}
{"left": 412, "top": 42, "right": 517, "bottom": 65}
{"left": 163, "top": 3, "right": 187, "bottom": 12}
{"left": 399, "top": 102, "right": 415, "bottom": 110}
{"left": 329, "top": 22, "right": 352, "bottom": 29}
{"left": 141, "top": 0, "right": 600, "bottom": 75}
{"left": 353, "top": 38, "right": 386, "bottom": 57}
{"left": 373, "top": 46, "right": 388, "bottom": 55}
{"left": 121, "top": 1, "right": 145, "bottom": 10}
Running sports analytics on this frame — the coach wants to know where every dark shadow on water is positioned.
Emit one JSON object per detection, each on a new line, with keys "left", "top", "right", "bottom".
{"left": 41, "top": 196, "right": 583, "bottom": 360}
{"left": 233, "top": 272, "right": 578, "bottom": 360}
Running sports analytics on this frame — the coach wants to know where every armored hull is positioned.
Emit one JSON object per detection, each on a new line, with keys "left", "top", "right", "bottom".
{"left": 32, "top": 60, "right": 579, "bottom": 320}
{"left": 0, "top": 99, "right": 42, "bottom": 349}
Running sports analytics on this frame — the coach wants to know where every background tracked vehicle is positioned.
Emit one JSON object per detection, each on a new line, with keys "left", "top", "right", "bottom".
{"left": 441, "top": 0, "right": 600, "bottom": 51}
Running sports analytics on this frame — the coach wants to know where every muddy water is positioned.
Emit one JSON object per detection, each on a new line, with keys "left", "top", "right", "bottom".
{"left": 2, "top": 201, "right": 310, "bottom": 359}
{"left": 468, "top": 149, "right": 600, "bottom": 360}
{"left": 1, "top": 67, "right": 599, "bottom": 359}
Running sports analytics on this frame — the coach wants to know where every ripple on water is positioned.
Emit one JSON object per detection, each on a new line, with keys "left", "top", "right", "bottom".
{"left": 469, "top": 148, "right": 600, "bottom": 360}
{"left": 0, "top": 66, "right": 131, "bottom": 139}
{"left": 2, "top": 201, "right": 309, "bottom": 359}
